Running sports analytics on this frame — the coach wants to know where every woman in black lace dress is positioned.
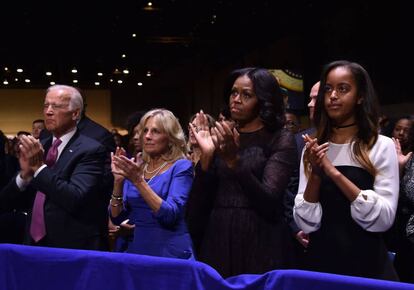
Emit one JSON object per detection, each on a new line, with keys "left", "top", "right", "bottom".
{"left": 186, "top": 68, "right": 297, "bottom": 277}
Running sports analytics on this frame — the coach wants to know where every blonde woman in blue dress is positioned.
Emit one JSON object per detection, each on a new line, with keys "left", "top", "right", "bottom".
{"left": 110, "top": 108, "right": 194, "bottom": 259}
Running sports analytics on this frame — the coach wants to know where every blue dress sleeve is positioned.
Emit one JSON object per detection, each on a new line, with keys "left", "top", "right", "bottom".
{"left": 153, "top": 159, "right": 194, "bottom": 227}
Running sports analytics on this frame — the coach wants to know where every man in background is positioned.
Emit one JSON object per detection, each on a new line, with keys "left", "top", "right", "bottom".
{"left": 31, "top": 119, "right": 45, "bottom": 139}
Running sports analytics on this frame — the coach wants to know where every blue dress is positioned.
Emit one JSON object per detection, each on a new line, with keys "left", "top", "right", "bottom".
{"left": 111, "top": 159, "right": 194, "bottom": 259}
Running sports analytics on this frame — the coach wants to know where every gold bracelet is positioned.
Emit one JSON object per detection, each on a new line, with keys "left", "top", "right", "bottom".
{"left": 110, "top": 201, "right": 123, "bottom": 207}
{"left": 111, "top": 194, "right": 123, "bottom": 200}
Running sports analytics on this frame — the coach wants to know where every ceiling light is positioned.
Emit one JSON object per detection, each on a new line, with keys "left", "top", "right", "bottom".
{"left": 117, "top": 80, "right": 123, "bottom": 84}
{"left": 46, "top": 72, "right": 52, "bottom": 76}
{"left": 14, "top": 78, "right": 18, "bottom": 82}
{"left": 3, "top": 80, "right": 9, "bottom": 85}
{"left": 17, "top": 68, "right": 23, "bottom": 73}
{"left": 121, "top": 54, "right": 126, "bottom": 58}
{"left": 94, "top": 82, "right": 100, "bottom": 86}
{"left": 4, "top": 67, "right": 8, "bottom": 71}
{"left": 50, "top": 81, "right": 56, "bottom": 85}
{"left": 25, "top": 79, "right": 30, "bottom": 83}
{"left": 71, "top": 68, "right": 78, "bottom": 73}
{"left": 143, "top": 1, "right": 158, "bottom": 11}
{"left": 110, "top": 79, "right": 113, "bottom": 82}
{"left": 123, "top": 69, "right": 129, "bottom": 74}
{"left": 146, "top": 71, "right": 152, "bottom": 77}
{"left": 132, "top": 33, "right": 137, "bottom": 38}
{"left": 73, "top": 80, "right": 78, "bottom": 83}
{"left": 97, "top": 72, "right": 103, "bottom": 76}
{"left": 137, "top": 82, "right": 143, "bottom": 86}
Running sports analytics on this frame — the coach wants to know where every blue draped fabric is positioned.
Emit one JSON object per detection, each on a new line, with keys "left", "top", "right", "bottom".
{"left": 0, "top": 244, "right": 413, "bottom": 290}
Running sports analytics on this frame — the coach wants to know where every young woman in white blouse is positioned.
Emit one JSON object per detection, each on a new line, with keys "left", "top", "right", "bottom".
{"left": 293, "top": 60, "right": 399, "bottom": 280}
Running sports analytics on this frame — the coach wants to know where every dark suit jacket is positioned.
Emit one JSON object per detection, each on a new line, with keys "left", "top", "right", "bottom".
{"left": 77, "top": 115, "right": 115, "bottom": 202}
{"left": 0, "top": 131, "right": 108, "bottom": 250}
{"left": 284, "top": 127, "right": 316, "bottom": 235}
{"left": 77, "top": 116, "right": 116, "bottom": 154}
{"left": 41, "top": 115, "right": 116, "bottom": 198}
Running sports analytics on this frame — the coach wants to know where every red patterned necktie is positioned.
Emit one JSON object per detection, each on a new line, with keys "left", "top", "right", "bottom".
{"left": 30, "top": 138, "right": 62, "bottom": 242}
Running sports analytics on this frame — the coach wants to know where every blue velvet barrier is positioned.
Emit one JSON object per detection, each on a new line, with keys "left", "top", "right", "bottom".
{"left": 0, "top": 244, "right": 413, "bottom": 290}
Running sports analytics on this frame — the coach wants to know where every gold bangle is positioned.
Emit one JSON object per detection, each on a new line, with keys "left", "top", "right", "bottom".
{"left": 110, "top": 201, "right": 123, "bottom": 207}
{"left": 111, "top": 194, "right": 123, "bottom": 200}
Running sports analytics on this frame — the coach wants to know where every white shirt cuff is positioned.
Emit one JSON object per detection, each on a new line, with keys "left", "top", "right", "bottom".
{"left": 34, "top": 164, "right": 47, "bottom": 178}
{"left": 16, "top": 173, "right": 32, "bottom": 191}
{"left": 293, "top": 195, "right": 322, "bottom": 234}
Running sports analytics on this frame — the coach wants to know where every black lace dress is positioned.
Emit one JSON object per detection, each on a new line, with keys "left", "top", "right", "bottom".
{"left": 186, "top": 127, "right": 297, "bottom": 277}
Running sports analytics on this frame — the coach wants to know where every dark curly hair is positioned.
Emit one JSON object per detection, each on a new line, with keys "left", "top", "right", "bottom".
{"left": 223, "top": 67, "right": 285, "bottom": 131}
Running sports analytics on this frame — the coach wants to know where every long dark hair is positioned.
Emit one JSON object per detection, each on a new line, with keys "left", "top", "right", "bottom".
{"left": 310, "top": 60, "right": 380, "bottom": 176}
{"left": 223, "top": 67, "right": 285, "bottom": 131}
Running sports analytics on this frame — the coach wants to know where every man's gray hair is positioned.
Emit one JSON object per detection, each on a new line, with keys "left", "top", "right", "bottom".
{"left": 47, "top": 85, "right": 84, "bottom": 120}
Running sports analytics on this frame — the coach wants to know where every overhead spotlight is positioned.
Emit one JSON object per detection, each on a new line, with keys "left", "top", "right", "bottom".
{"left": 4, "top": 67, "right": 8, "bottom": 71}
{"left": 110, "top": 79, "right": 114, "bottom": 82}
{"left": 25, "top": 79, "right": 30, "bottom": 83}
{"left": 73, "top": 80, "right": 78, "bottom": 83}
{"left": 71, "top": 68, "right": 78, "bottom": 73}
{"left": 117, "top": 80, "right": 123, "bottom": 84}
{"left": 97, "top": 72, "right": 103, "bottom": 76}
{"left": 46, "top": 72, "right": 52, "bottom": 76}
{"left": 17, "top": 68, "right": 23, "bottom": 73}
{"left": 3, "top": 80, "right": 9, "bottom": 85}
{"left": 137, "top": 82, "right": 143, "bottom": 86}
{"left": 121, "top": 54, "right": 126, "bottom": 58}
{"left": 94, "top": 82, "right": 100, "bottom": 86}
{"left": 14, "top": 78, "right": 18, "bottom": 82}
{"left": 143, "top": 1, "right": 158, "bottom": 11}
{"left": 123, "top": 69, "right": 129, "bottom": 74}
{"left": 132, "top": 33, "right": 137, "bottom": 38}
{"left": 146, "top": 71, "right": 152, "bottom": 77}
{"left": 113, "top": 68, "right": 121, "bottom": 74}
{"left": 50, "top": 81, "right": 56, "bottom": 85}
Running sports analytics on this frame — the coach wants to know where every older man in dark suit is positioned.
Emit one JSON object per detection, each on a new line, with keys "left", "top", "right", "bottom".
{"left": 0, "top": 85, "right": 108, "bottom": 250}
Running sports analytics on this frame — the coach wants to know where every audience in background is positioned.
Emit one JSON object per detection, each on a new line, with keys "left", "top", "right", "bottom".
{"left": 284, "top": 109, "right": 301, "bottom": 134}
{"left": 31, "top": 119, "right": 45, "bottom": 139}
{"left": 392, "top": 125, "right": 414, "bottom": 282}
{"left": 124, "top": 111, "right": 146, "bottom": 156}
{"left": 187, "top": 112, "right": 215, "bottom": 167}
{"left": 112, "top": 132, "right": 124, "bottom": 149}
{"left": 283, "top": 81, "right": 321, "bottom": 269}
{"left": 392, "top": 116, "right": 413, "bottom": 155}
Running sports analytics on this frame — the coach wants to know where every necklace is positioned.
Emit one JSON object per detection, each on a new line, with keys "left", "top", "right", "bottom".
{"left": 143, "top": 161, "right": 168, "bottom": 184}
{"left": 144, "top": 161, "right": 168, "bottom": 174}
{"left": 334, "top": 122, "right": 356, "bottom": 129}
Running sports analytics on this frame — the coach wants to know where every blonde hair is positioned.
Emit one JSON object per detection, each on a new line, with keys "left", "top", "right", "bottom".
{"left": 138, "top": 108, "right": 188, "bottom": 164}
